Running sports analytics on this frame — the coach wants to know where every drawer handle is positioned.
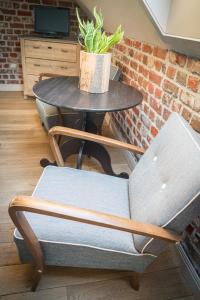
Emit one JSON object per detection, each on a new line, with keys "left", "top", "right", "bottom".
{"left": 34, "top": 64, "right": 41, "bottom": 67}
{"left": 33, "top": 46, "right": 40, "bottom": 49}
{"left": 48, "top": 46, "right": 52, "bottom": 49}
{"left": 60, "top": 66, "right": 68, "bottom": 70}
{"left": 61, "top": 49, "right": 68, "bottom": 53}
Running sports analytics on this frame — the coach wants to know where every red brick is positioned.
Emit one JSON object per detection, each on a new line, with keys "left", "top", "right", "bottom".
{"left": 27, "top": 0, "right": 40, "bottom": 4}
{"left": 149, "top": 110, "right": 155, "bottom": 122}
{"left": 154, "top": 60, "right": 162, "bottom": 71}
{"left": 176, "top": 71, "right": 187, "bottom": 86}
{"left": 187, "top": 75, "right": 200, "bottom": 92}
{"left": 42, "top": 0, "right": 57, "bottom": 4}
{"left": 163, "top": 108, "right": 171, "bottom": 121}
{"left": 187, "top": 58, "right": 200, "bottom": 75}
{"left": 190, "top": 114, "right": 200, "bottom": 132}
{"left": 151, "top": 126, "right": 158, "bottom": 137}
{"left": 128, "top": 48, "right": 134, "bottom": 57}
{"left": 10, "top": 23, "right": 24, "bottom": 28}
{"left": 149, "top": 71, "right": 162, "bottom": 85}
{"left": 150, "top": 97, "right": 162, "bottom": 114}
{"left": 17, "top": 10, "right": 32, "bottom": 16}
{"left": 142, "top": 79, "right": 148, "bottom": 90}
{"left": 155, "top": 117, "right": 164, "bottom": 129}
{"left": 153, "top": 47, "right": 167, "bottom": 60}
{"left": 132, "top": 40, "right": 141, "bottom": 50}
{"left": 169, "top": 52, "right": 187, "bottom": 67}
{"left": 142, "top": 43, "right": 153, "bottom": 54}
{"left": 139, "top": 65, "right": 148, "bottom": 78}
{"left": 130, "top": 60, "right": 138, "bottom": 71}
{"left": 166, "top": 66, "right": 176, "bottom": 79}
{"left": 124, "top": 37, "right": 132, "bottom": 46}
{"left": 116, "top": 44, "right": 126, "bottom": 53}
{"left": 143, "top": 103, "right": 149, "bottom": 114}
{"left": 162, "top": 93, "right": 172, "bottom": 107}
{"left": 9, "top": 53, "right": 18, "bottom": 58}
{"left": 147, "top": 82, "right": 154, "bottom": 94}
{"left": 134, "top": 51, "right": 143, "bottom": 62}
{"left": 1, "top": 9, "right": 16, "bottom": 15}
{"left": 181, "top": 107, "right": 191, "bottom": 121}
{"left": 123, "top": 55, "right": 130, "bottom": 65}
{"left": 154, "top": 88, "right": 162, "bottom": 99}
{"left": 171, "top": 100, "right": 182, "bottom": 113}
{"left": 163, "top": 80, "right": 179, "bottom": 97}
{"left": 138, "top": 75, "right": 144, "bottom": 86}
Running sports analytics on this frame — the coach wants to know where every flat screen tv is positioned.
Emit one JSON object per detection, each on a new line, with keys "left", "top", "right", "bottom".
{"left": 34, "top": 6, "right": 70, "bottom": 37}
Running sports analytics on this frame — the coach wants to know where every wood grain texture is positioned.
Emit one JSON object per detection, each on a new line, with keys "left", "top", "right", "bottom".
{"left": 20, "top": 37, "right": 80, "bottom": 98}
{"left": 80, "top": 51, "right": 111, "bottom": 93}
{"left": 0, "top": 92, "right": 193, "bottom": 298}
{"left": 33, "top": 76, "right": 143, "bottom": 112}
{"left": 9, "top": 195, "right": 181, "bottom": 243}
{"left": 49, "top": 125, "right": 145, "bottom": 168}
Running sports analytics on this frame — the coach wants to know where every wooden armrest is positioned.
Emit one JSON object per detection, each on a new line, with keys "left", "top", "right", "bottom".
{"left": 49, "top": 126, "right": 145, "bottom": 166}
{"left": 9, "top": 196, "right": 181, "bottom": 243}
{"left": 9, "top": 195, "right": 181, "bottom": 275}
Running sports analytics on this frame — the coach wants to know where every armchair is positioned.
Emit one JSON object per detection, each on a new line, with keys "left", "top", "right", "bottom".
{"left": 9, "top": 113, "right": 200, "bottom": 292}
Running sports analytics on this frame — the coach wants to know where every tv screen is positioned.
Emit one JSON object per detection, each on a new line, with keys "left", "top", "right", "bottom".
{"left": 34, "top": 6, "right": 70, "bottom": 37}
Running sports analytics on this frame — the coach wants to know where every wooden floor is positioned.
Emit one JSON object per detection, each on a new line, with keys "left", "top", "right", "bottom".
{"left": 0, "top": 92, "right": 194, "bottom": 299}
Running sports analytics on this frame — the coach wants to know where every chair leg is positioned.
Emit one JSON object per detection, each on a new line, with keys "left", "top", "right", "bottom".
{"left": 129, "top": 272, "right": 140, "bottom": 291}
{"left": 31, "top": 268, "right": 43, "bottom": 292}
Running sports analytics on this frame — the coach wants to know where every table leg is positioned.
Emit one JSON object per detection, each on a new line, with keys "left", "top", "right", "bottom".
{"left": 40, "top": 110, "right": 129, "bottom": 178}
{"left": 83, "top": 141, "right": 129, "bottom": 179}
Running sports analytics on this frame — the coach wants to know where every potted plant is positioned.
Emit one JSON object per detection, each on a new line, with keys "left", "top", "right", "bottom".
{"left": 76, "top": 7, "right": 124, "bottom": 93}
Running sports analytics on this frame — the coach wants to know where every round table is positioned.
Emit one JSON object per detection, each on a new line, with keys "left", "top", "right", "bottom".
{"left": 33, "top": 76, "right": 143, "bottom": 178}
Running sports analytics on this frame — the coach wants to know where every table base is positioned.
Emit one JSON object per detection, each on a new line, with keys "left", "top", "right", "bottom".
{"left": 40, "top": 111, "right": 129, "bottom": 179}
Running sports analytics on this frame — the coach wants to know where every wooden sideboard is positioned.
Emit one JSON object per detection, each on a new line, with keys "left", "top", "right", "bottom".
{"left": 20, "top": 37, "right": 80, "bottom": 98}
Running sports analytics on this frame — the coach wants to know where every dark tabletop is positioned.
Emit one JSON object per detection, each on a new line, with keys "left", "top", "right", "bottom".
{"left": 33, "top": 76, "right": 143, "bottom": 112}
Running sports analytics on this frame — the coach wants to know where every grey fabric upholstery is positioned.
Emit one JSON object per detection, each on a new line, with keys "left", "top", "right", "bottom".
{"left": 14, "top": 166, "right": 155, "bottom": 272}
{"left": 129, "top": 113, "right": 200, "bottom": 254}
{"left": 36, "top": 64, "right": 121, "bottom": 130}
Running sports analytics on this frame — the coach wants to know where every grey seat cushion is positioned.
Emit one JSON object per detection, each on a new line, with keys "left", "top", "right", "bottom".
{"left": 129, "top": 113, "right": 200, "bottom": 254}
{"left": 14, "top": 166, "right": 155, "bottom": 272}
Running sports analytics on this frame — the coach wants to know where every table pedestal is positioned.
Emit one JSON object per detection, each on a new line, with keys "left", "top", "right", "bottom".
{"left": 40, "top": 112, "right": 129, "bottom": 179}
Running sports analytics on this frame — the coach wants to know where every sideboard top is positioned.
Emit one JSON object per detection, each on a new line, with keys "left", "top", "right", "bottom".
{"left": 20, "top": 35, "right": 79, "bottom": 45}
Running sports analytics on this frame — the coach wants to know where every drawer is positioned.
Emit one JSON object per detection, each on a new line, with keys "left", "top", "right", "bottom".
{"left": 24, "top": 40, "right": 78, "bottom": 62}
{"left": 26, "top": 58, "right": 79, "bottom": 76}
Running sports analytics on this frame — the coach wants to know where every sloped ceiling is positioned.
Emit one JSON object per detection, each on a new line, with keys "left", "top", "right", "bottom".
{"left": 76, "top": 0, "right": 200, "bottom": 58}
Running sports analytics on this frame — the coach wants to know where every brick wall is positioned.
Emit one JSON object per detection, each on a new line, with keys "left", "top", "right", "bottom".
{"left": 111, "top": 38, "right": 200, "bottom": 149}
{"left": 0, "top": 0, "right": 82, "bottom": 85}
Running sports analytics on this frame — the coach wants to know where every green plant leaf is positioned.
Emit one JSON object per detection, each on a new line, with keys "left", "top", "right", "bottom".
{"left": 76, "top": 7, "right": 124, "bottom": 53}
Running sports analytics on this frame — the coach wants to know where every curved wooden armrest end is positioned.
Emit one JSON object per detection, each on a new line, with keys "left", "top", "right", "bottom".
{"left": 39, "top": 73, "right": 64, "bottom": 81}
{"left": 49, "top": 126, "right": 145, "bottom": 166}
{"left": 9, "top": 196, "right": 181, "bottom": 244}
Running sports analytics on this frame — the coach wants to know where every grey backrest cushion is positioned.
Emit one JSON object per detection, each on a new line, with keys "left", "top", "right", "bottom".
{"left": 129, "top": 112, "right": 200, "bottom": 255}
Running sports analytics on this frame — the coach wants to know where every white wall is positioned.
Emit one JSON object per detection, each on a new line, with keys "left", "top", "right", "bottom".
{"left": 144, "top": 0, "right": 172, "bottom": 32}
{"left": 167, "top": 0, "right": 200, "bottom": 40}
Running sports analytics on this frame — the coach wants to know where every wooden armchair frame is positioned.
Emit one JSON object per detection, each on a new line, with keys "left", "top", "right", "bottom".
{"left": 9, "top": 127, "right": 181, "bottom": 292}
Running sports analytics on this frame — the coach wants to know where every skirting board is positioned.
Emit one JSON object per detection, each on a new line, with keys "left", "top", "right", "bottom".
{"left": 105, "top": 113, "right": 138, "bottom": 171}
{"left": 0, "top": 84, "right": 23, "bottom": 91}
